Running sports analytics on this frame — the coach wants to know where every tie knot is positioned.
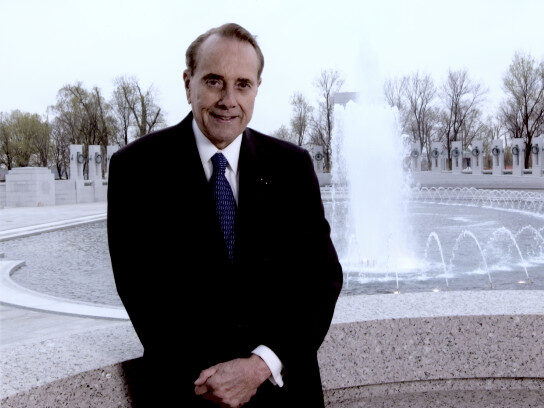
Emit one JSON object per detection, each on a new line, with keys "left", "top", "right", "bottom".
{"left": 211, "top": 152, "right": 228, "bottom": 174}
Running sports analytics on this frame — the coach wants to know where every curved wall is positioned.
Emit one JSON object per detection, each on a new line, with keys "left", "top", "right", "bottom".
{"left": 2, "top": 290, "right": 543, "bottom": 407}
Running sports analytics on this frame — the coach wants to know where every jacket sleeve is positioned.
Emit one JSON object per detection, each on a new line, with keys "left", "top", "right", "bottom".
{"left": 107, "top": 151, "right": 156, "bottom": 349}
{"left": 260, "top": 150, "right": 343, "bottom": 375}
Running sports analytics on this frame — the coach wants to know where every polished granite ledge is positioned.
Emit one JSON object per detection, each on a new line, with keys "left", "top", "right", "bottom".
{"left": 5, "top": 363, "right": 543, "bottom": 408}
{"left": 318, "top": 290, "right": 544, "bottom": 401}
{"left": 319, "top": 314, "right": 544, "bottom": 390}
{"left": 2, "top": 290, "right": 543, "bottom": 407}
{"left": 325, "top": 378, "right": 544, "bottom": 408}
{"left": 0, "top": 322, "right": 141, "bottom": 398}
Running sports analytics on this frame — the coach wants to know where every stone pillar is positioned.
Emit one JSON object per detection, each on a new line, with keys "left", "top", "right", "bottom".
{"left": 69, "top": 145, "right": 84, "bottom": 180}
{"left": 531, "top": 136, "right": 543, "bottom": 177}
{"left": 451, "top": 141, "right": 463, "bottom": 174}
{"left": 511, "top": 138, "right": 525, "bottom": 176}
{"left": 5, "top": 167, "right": 55, "bottom": 207}
{"left": 470, "top": 141, "right": 484, "bottom": 175}
{"left": 105, "top": 145, "right": 119, "bottom": 180}
{"left": 430, "top": 142, "right": 443, "bottom": 172}
{"left": 410, "top": 143, "right": 422, "bottom": 172}
{"left": 491, "top": 140, "right": 504, "bottom": 176}
{"left": 88, "top": 145, "right": 102, "bottom": 181}
{"left": 440, "top": 146, "right": 449, "bottom": 171}
{"left": 306, "top": 145, "right": 325, "bottom": 173}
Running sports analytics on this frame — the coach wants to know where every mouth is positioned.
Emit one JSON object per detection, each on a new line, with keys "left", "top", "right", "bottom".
{"left": 210, "top": 112, "right": 238, "bottom": 123}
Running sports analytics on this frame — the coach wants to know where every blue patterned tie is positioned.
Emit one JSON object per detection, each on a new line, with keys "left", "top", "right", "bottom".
{"left": 210, "top": 152, "right": 237, "bottom": 262}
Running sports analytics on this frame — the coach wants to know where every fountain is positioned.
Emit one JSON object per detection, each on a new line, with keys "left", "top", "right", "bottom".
{"left": 327, "top": 97, "right": 544, "bottom": 295}
{"left": 312, "top": 93, "right": 544, "bottom": 406}
{"left": 330, "top": 96, "right": 417, "bottom": 292}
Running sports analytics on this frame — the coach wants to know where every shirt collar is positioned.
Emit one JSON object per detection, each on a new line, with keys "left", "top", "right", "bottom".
{"left": 192, "top": 119, "right": 242, "bottom": 174}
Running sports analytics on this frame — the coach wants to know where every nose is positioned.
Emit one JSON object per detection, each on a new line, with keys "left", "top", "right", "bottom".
{"left": 218, "top": 85, "right": 236, "bottom": 109}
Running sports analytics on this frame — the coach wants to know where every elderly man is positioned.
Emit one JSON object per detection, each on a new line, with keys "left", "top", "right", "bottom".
{"left": 107, "top": 23, "right": 342, "bottom": 407}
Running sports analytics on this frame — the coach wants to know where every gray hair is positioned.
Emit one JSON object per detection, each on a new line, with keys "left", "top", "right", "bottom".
{"left": 185, "top": 23, "right": 264, "bottom": 78}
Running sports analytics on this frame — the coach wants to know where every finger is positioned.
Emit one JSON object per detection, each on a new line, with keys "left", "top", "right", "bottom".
{"left": 194, "top": 384, "right": 208, "bottom": 395}
{"left": 194, "top": 366, "right": 218, "bottom": 385}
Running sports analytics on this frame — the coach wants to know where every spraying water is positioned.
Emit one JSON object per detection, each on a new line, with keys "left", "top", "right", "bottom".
{"left": 331, "top": 95, "right": 415, "bottom": 276}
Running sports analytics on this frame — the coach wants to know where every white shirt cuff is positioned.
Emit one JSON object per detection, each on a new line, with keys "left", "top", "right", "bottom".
{"left": 252, "top": 345, "right": 284, "bottom": 387}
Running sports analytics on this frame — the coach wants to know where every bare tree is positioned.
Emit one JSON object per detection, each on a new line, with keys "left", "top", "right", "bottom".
{"left": 458, "top": 107, "right": 485, "bottom": 148}
{"left": 112, "top": 76, "right": 166, "bottom": 139}
{"left": 501, "top": 52, "right": 544, "bottom": 168}
{"left": 50, "top": 117, "right": 71, "bottom": 178}
{"left": 49, "top": 83, "right": 88, "bottom": 145}
{"left": 384, "top": 77, "right": 407, "bottom": 111}
{"left": 289, "top": 92, "right": 313, "bottom": 146}
{"left": 310, "top": 69, "right": 344, "bottom": 172}
{"left": 438, "top": 69, "right": 487, "bottom": 166}
{"left": 50, "top": 83, "right": 116, "bottom": 145}
{"left": 384, "top": 73, "right": 438, "bottom": 166}
{"left": 49, "top": 82, "right": 117, "bottom": 176}
{"left": 500, "top": 99, "right": 524, "bottom": 141}
{"left": 271, "top": 124, "right": 295, "bottom": 143}
{"left": 112, "top": 81, "right": 134, "bottom": 146}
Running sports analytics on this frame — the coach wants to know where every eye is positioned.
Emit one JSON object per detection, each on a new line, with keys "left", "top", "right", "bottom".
{"left": 237, "top": 81, "right": 252, "bottom": 90}
{"left": 205, "top": 78, "right": 222, "bottom": 87}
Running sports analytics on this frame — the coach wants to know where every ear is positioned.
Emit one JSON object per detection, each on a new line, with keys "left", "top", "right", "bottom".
{"left": 183, "top": 69, "right": 191, "bottom": 103}
{"left": 255, "top": 77, "right": 262, "bottom": 96}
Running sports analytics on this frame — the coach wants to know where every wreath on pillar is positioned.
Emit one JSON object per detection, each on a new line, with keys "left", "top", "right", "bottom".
{"left": 431, "top": 149, "right": 439, "bottom": 158}
{"left": 411, "top": 150, "right": 420, "bottom": 158}
{"left": 531, "top": 145, "right": 540, "bottom": 155}
{"left": 451, "top": 147, "right": 460, "bottom": 158}
{"left": 491, "top": 147, "right": 500, "bottom": 157}
{"left": 512, "top": 146, "right": 520, "bottom": 156}
{"left": 77, "top": 152, "right": 85, "bottom": 164}
{"left": 471, "top": 147, "right": 480, "bottom": 157}
{"left": 95, "top": 153, "right": 103, "bottom": 164}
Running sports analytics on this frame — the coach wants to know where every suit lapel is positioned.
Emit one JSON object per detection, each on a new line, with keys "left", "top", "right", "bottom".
{"left": 238, "top": 128, "right": 261, "bottom": 216}
{"left": 174, "top": 119, "right": 270, "bottom": 267}
{"left": 176, "top": 112, "right": 208, "bottom": 192}
{"left": 173, "top": 113, "right": 230, "bottom": 266}
{"left": 237, "top": 129, "right": 270, "bottom": 266}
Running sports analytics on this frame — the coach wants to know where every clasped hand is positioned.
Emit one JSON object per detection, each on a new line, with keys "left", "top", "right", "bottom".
{"left": 194, "top": 354, "right": 271, "bottom": 407}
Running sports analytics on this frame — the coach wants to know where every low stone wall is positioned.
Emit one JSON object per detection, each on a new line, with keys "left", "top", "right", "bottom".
{"left": 5, "top": 167, "right": 55, "bottom": 207}
{"left": 54, "top": 179, "right": 77, "bottom": 205}
{"left": 54, "top": 179, "right": 107, "bottom": 205}
{"left": 412, "top": 172, "right": 544, "bottom": 189}
{"left": 2, "top": 290, "right": 543, "bottom": 407}
{"left": 53, "top": 179, "right": 109, "bottom": 205}
{"left": 0, "top": 167, "right": 108, "bottom": 207}
{"left": 0, "top": 183, "right": 6, "bottom": 208}
{"left": 74, "top": 180, "right": 98, "bottom": 204}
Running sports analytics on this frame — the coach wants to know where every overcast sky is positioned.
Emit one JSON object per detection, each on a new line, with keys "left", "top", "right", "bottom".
{"left": 1, "top": 0, "right": 543, "bottom": 135}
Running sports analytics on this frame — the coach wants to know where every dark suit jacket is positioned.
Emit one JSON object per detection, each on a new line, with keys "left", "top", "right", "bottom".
{"left": 107, "top": 112, "right": 343, "bottom": 407}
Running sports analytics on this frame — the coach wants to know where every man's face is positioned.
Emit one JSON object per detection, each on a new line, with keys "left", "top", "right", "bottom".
{"left": 184, "top": 34, "right": 261, "bottom": 149}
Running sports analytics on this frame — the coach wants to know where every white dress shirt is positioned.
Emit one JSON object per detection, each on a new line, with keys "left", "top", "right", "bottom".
{"left": 192, "top": 120, "right": 284, "bottom": 387}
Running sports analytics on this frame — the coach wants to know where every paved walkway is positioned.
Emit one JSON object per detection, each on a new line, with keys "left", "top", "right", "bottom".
{"left": 0, "top": 202, "right": 125, "bottom": 347}
{"left": 0, "top": 202, "right": 106, "bottom": 241}
{"left": 0, "top": 304, "right": 122, "bottom": 346}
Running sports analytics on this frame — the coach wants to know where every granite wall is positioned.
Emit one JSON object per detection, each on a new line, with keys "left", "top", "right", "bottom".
{"left": 2, "top": 291, "right": 543, "bottom": 407}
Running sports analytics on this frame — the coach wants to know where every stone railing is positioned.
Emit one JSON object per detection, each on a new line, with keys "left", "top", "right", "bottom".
{"left": 2, "top": 290, "right": 543, "bottom": 407}
{"left": 412, "top": 187, "right": 544, "bottom": 214}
